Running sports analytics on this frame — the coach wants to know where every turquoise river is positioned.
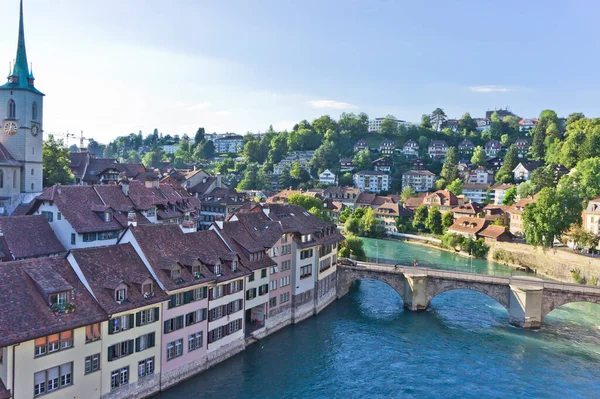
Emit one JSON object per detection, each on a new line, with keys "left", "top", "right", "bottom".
{"left": 158, "top": 238, "right": 600, "bottom": 398}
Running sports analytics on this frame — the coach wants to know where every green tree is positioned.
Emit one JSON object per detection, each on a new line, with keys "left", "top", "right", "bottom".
{"left": 339, "top": 207, "right": 352, "bottom": 224}
{"left": 442, "top": 211, "right": 454, "bottom": 232}
{"left": 353, "top": 149, "right": 372, "bottom": 171}
{"left": 339, "top": 172, "right": 353, "bottom": 186}
{"left": 43, "top": 135, "right": 74, "bottom": 187}
{"left": 523, "top": 186, "right": 582, "bottom": 248}
{"left": 495, "top": 145, "right": 519, "bottom": 184}
{"left": 380, "top": 115, "right": 399, "bottom": 137}
{"left": 312, "top": 115, "right": 338, "bottom": 137}
{"left": 242, "top": 139, "right": 261, "bottom": 163}
{"left": 440, "top": 146, "right": 459, "bottom": 182}
{"left": 267, "top": 132, "right": 288, "bottom": 164}
{"left": 502, "top": 187, "right": 517, "bottom": 205}
{"left": 278, "top": 166, "right": 294, "bottom": 189}
{"left": 420, "top": 114, "right": 433, "bottom": 130}
{"left": 425, "top": 207, "right": 443, "bottom": 234}
{"left": 310, "top": 140, "right": 339, "bottom": 174}
{"left": 412, "top": 205, "right": 428, "bottom": 231}
{"left": 345, "top": 236, "right": 366, "bottom": 259}
{"left": 141, "top": 148, "right": 165, "bottom": 168}
{"left": 194, "top": 127, "right": 205, "bottom": 145}
{"left": 431, "top": 108, "right": 447, "bottom": 131}
{"left": 126, "top": 149, "right": 141, "bottom": 163}
{"left": 237, "top": 163, "right": 264, "bottom": 190}
{"left": 344, "top": 217, "right": 360, "bottom": 235}
{"left": 447, "top": 178, "right": 463, "bottom": 195}
{"left": 517, "top": 180, "right": 537, "bottom": 198}
{"left": 441, "top": 233, "right": 464, "bottom": 251}
{"left": 560, "top": 157, "right": 600, "bottom": 202}
{"left": 470, "top": 146, "right": 487, "bottom": 167}
{"left": 361, "top": 207, "right": 377, "bottom": 237}
{"left": 401, "top": 186, "right": 417, "bottom": 202}
{"left": 288, "top": 193, "right": 324, "bottom": 211}
{"left": 458, "top": 112, "right": 477, "bottom": 133}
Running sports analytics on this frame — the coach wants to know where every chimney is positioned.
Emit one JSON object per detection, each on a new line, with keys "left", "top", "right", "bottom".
{"left": 216, "top": 173, "right": 222, "bottom": 188}
{"left": 127, "top": 211, "right": 137, "bottom": 227}
{"left": 120, "top": 179, "right": 130, "bottom": 197}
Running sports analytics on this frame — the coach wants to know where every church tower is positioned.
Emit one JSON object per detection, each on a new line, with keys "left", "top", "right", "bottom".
{"left": 0, "top": 0, "right": 44, "bottom": 195}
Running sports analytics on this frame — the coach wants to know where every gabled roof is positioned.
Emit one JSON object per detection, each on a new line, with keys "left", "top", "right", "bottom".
{"left": 448, "top": 216, "right": 488, "bottom": 235}
{"left": 452, "top": 202, "right": 482, "bottom": 215}
{"left": 403, "top": 169, "right": 436, "bottom": 176}
{"left": 515, "top": 160, "right": 544, "bottom": 173}
{"left": 0, "top": 215, "right": 65, "bottom": 260}
{"left": 0, "top": 257, "right": 107, "bottom": 348}
{"left": 69, "top": 243, "right": 168, "bottom": 314}
{"left": 479, "top": 225, "right": 513, "bottom": 239}
{"left": 375, "top": 202, "right": 413, "bottom": 217}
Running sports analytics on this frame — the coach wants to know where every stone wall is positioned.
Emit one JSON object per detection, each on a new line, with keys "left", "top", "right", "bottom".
{"left": 206, "top": 337, "right": 245, "bottom": 369}
{"left": 101, "top": 373, "right": 160, "bottom": 399}
{"left": 160, "top": 355, "right": 209, "bottom": 390}
{"left": 266, "top": 303, "right": 292, "bottom": 335}
{"left": 292, "top": 289, "right": 315, "bottom": 323}
{"left": 489, "top": 241, "right": 600, "bottom": 284}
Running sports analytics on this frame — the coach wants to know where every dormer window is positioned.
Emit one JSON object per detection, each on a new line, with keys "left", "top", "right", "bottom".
{"left": 104, "top": 212, "right": 112, "bottom": 222}
{"left": 214, "top": 263, "right": 221, "bottom": 275}
{"left": 49, "top": 292, "right": 67, "bottom": 306}
{"left": 232, "top": 260, "right": 238, "bottom": 272}
{"left": 171, "top": 267, "right": 182, "bottom": 281}
{"left": 116, "top": 288, "right": 126, "bottom": 303}
{"left": 142, "top": 282, "right": 153, "bottom": 296}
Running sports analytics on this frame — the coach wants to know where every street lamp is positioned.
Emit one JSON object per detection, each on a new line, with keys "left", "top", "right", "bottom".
{"left": 375, "top": 240, "right": 379, "bottom": 263}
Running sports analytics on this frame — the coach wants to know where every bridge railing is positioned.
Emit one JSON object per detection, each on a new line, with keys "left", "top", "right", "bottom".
{"left": 364, "top": 256, "right": 532, "bottom": 278}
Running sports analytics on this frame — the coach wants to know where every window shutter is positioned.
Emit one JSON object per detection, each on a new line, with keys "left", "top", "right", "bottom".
{"left": 184, "top": 291, "right": 192, "bottom": 304}
{"left": 246, "top": 290, "right": 250, "bottom": 301}
{"left": 108, "top": 320, "right": 114, "bottom": 335}
{"left": 169, "top": 295, "right": 176, "bottom": 309}
{"left": 108, "top": 345, "right": 114, "bottom": 361}
{"left": 185, "top": 313, "right": 191, "bottom": 326}
{"left": 148, "top": 332, "right": 155, "bottom": 348}
{"left": 209, "top": 288, "right": 214, "bottom": 300}
{"left": 227, "top": 303, "right": 232, "bottom": 315}
{"left": 136, "top": 312, "right": 141, "bottom": 327}
{"left": 129, "top": 314, "right": 135, "bottom": 329}
{"left": 177, "top": 315, "right": 184, "bottom": 329}
{"left": 203, "top": 308, "right": 208, "bottom": 320}
{"left": 128, "top": 339, "right": 134, "bottom": 354}
{"left": 154, "top": 307, "right": 160, "bottom": 321}
{"left": 164, "top": 320, "right": 170, "bottom": 334}
{"left": 135, "top": 337, "right": 141, "bottom": 352}
{"left": 203, "top": 287, "right": 208, "bottom": 298}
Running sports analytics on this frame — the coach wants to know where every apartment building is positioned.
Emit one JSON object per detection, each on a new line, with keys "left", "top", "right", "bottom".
{"left": 402, "top": 170, "right": 436, "bottom": 192}
{"left": 353, "top": 171, "right": 390, "bottom": 193}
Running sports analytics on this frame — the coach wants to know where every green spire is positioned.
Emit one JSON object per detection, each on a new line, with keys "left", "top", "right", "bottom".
{"left": 12, "top": 0, "right": 30, "bottom": 81}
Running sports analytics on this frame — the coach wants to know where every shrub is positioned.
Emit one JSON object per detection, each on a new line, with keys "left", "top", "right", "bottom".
{"left": 571, "top": 269, "right": 586, "bottom": 285}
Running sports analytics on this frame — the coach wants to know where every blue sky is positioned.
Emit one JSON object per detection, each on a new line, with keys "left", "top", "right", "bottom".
{"left": 0, "top": 0, "right": 598, "bottom": 144}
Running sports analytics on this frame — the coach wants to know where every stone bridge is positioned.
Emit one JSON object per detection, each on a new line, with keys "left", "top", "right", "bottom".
{"left": 337, "top": 262, "right": 600, "bottom": 328}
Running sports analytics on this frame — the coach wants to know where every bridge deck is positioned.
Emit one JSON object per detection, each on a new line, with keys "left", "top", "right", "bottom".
{"left": 350, "top": 262, "right": 600, "bottom": 295}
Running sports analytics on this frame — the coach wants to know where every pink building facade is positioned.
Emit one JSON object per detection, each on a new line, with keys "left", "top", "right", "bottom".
{"left": 267, "top": 232, "right": 294, "bottom": 332}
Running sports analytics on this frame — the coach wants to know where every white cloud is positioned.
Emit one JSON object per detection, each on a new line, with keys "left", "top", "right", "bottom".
{"left": 468, "top": 85, "right": 514, "bottom": 93}
{"left": 213, "top": 110, "right": 234, "bottom": 117}
{"left": 186, "top": 102, "right": 212, "bottom": 110}
{"left": 273, "top": 121, "right": 296, "bottom": 131}
{"left": 307, "top": 100, "right": 358, "bottom": 110}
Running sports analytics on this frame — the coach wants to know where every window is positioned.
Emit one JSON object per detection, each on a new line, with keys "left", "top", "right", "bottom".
{"left": 261, "top": 269, "right": 267, "bottom": 278}
{"left": 270, "top": 266, "right": 278, "bottom": 274}
{"left": 82, "top": 232, "right": 96, "bottom": 242}
{"left": 163, "top": 315, "right": 184, "bottom": 334}
{"left": 280, "top": 276, "right": 290, "bottom": 287}
{"left": 171, "top": 267, "right": 181, "bottom": 281}
{"left": 41, "top": 211, "right": 53, "bottom": 222}
{"left": 259, "top": 284, "right": 269, "bottom": 296}
{"left": 108, "top": 314, "right": 133, "bottom": 334}
{"left": 49, "top": 292, "right": 67, "bottom": 306}
{"left": 270, "top": 280, "right": 277, "bottom": 291}
{"left": 193, "top": 286, "right": 208, "bottom": 301}
{"left": 280, "top": 292, "right": 290, "bottom": 304}
{"left": 232, "top": 260, "right": 238, "bottom": 272}
{"left": 281, "top": 234, "right": 288, "bottom": 243}
{"left": 7, "top": 99, "right": 15, "bottom": 119}
{"left": 34, "top": 331, "right": 73, "bottom": 357}
{"left": 137, "top": 308, "right": 159, "bottom": 326}
{"left": 116, "top": 288, "right": 126, "bottom": 302}
{"left": 281, "top": 244, "right": 292, "bottom": 255}
{"left": 32, "top": 101, "right": 37, "bottom": 120}
{"left": 300, "top": 249, "right": 313, "bottom": 260}
{"left": 142, "top": 282, "right": 153, "bottom": 297}
{"left": 98, "top": 231, "right": 118, "bottom": 240}
{"left": 85, "top": 353, "right": 100, "bottom": 374}
{"left": 57, "top": 212, "right": 61, "bottom": 220}
{"left": 86, "top": 323, "right": 101, "bottom": 343}
{"left": 12, "top": 170, "right": 16, "bottom": 189}
{"left": 138, "top": 357, "right": 154, "bottom": 379}
{"left": 246, "top": 288, "right": 257, "bottom": 301}
{"left": 281, "top": 260, "right": 291, "bottom": 271}
{"left": 214, "top": 263, "right": 221, "bottom": 275}
{"left": 70, "top": 233, "right": 76, "bottom": 245}
{"left": 108, "top": 340, "right": 134, "bottom": 361}
{"left": 210, "top": 285, "right": 225, "bottom": 300}
{"left": 31, "top": 183, "right": 34, "bottom": 190}
{"left": 186, "top": 308, "right": 207, "bottom": 326}
{"left": 249, "top": 272, "right": 255, "bottom": 282}
{"left": 168, "top": 292, "right": 184, "bottom": 309}
{"left": 209, "top": 305, "right": 225, "bottom": 321}
{"left": 136, "top": 332, "right": 155, "bottom": 352}
{"left": 34, "top": 363, "right": 72, "bottom": 396}
{"left": 300, "top": 265, "right": 312, "bottom": 279}
{"left": 111, "top": 366, "right": 129, "bottom": 390}
{"left": 188, "top": 332, "right": 203, "bottom": 352}
{"left": 167, "top": 339, "right": 183, "bottom": 361}
{"left": 31, "top": 168, "right": 34, "bottom": 176}
{"left": 269, "top": 297, "right": 277, "bottom": 308}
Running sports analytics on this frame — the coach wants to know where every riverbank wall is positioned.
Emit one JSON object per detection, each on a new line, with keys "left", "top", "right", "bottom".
{"left": 488, "top": 241, "right": 600, "bottom": 284}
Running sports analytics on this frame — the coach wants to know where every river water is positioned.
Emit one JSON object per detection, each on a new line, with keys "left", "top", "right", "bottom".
{"left": 158, "top": 238, "right": 600, "bottom": 399}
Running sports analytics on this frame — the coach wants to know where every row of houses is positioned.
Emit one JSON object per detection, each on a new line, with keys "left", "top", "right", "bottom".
{"left": 0, "top": 203, "right": 343, "bottom": 399}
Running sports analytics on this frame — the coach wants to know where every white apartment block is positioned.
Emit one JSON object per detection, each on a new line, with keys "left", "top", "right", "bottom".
{"left": 402, "top": 170, "right": 436, "bottom": 192}
{"left": 368, "top": 117, "right": 410, "bottom": 132}
{"left": 353, "top": 171, "right": 390, "bottom": 193}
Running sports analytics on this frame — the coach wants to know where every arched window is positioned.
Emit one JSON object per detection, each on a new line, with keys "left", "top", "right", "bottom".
{"left": 31, "top": 183, "right": 34, "bottom": 191}
{"left": 32, "top": 102, "right": 37, "bottom": 121}
{"left": 12, "top": 170, "right": 16, "bottom": 189}
{"left": 7, "top": 99, "right": 16, "bottom": 119}
{"left": 0, "top": 170, "right": 4, "bottom": 188}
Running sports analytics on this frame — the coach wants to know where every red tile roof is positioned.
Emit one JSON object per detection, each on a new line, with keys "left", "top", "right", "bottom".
{"left": 0, "top": 215, "right": 65, "bottom": 260}
{"left": 69, "top": 243, "right": 168, "bottom": 314}
{"left": 479, "top": 225, "right": 513, "bottom": 239}
{"left": 448, "top": 216, "right": 488, "bottom": 235}
{"left": 0, "top": 257, "right": 107, "bottom": 348}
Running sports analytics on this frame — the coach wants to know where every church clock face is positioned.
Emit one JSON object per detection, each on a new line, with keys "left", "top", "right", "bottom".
{"left": 3, "top": 121, "right": 17, "bottom": 136}
{"left": 31, "top": 124, "right": 40, "bottom": 137}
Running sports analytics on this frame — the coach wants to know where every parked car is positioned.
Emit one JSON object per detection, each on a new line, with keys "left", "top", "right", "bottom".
{"left": 339, "top": 258, "right": 357, "bottom": 266}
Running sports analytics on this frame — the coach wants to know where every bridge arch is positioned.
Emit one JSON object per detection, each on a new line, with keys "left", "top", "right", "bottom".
{"left": 337, "top": 267, "right": 406, "bottom": 303}
{"left": 542, "top": 291, "right": 600, "bottom": 319}
{"left": 426, "top": 279, "right": 511, "bottom": 310}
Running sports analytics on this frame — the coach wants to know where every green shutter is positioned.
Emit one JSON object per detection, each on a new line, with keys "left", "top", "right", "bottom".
{"left": 136, "top": 312, "right": 141, "bottom": 327}
{"left": 176, "top": 315, "right": 184, "bottom": 329}
{"left": 129, "top": 314, "right": 134, "bottom": 329}
{"left": 108, "top": 345, "right": 114, "bottom": 361}
{"left": 148, "top": 332, "right": 155, "bottom": 348}
{"left": 128, "top": 340, "right": 134, "bottom": 354}
{"left": 164, "top": 320, "right": 170, "bottom": 334}
{"left": 203, "top": 287, "right": 208, "bottom": 298}
{"left": 184, "top": 291, "right": 192, "bottom": 304}
{"left": 185, "top": 313, "right": 191, "bottom": 327}
{"left": 135, "top": 337, "right": 140, "bottom": 352}
{"left": 168, "top": 295, "right": 176, "bottom": 309}
{"left": 154, "top": 307, "right": 160, "bottom": 322}
{"left": 108, "top": 320, "right": 114, "bottom": 335}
